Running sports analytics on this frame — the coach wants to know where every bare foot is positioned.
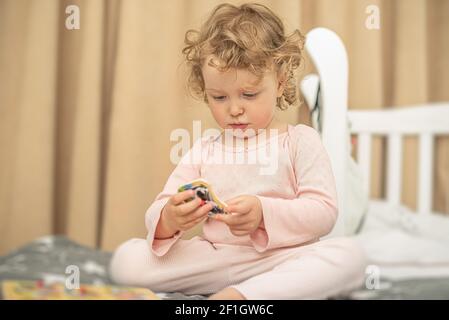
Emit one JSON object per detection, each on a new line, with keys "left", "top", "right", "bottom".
{"left": 208, "top": 287, "right": 246, "bottom": 300}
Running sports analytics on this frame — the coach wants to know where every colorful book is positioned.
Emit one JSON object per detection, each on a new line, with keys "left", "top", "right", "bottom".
{"left": 2, "top": 280, "right": 160, "bottom": 300}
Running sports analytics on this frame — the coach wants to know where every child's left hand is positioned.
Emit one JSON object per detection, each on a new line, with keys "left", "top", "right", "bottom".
{"left": 212, "top": 195, "right": 263, "bottom": 236}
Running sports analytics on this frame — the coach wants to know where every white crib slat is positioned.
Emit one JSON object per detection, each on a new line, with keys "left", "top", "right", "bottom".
{"left": 347, "top": 104, "right": 449, "bottom": 135}
{"left": 387, "top": 134, "right": 402, "bottom": 205}
{"left": 418, "top": 133, "right": 434, "bottom": 214}
{"left": 357, "top": 133, "right": 372, "bottom": 195}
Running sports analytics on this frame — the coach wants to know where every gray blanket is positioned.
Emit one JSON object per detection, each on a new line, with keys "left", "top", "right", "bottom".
{"left": 1, "top": 235, "right": 448, "bottom": 299}
{"left": 0, "top": 236, "right": 206, "bottom": 300}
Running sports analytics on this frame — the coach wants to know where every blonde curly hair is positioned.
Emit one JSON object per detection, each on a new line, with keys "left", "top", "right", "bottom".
{"left": 182, "top": 2, "right": 305, "bottom": 110}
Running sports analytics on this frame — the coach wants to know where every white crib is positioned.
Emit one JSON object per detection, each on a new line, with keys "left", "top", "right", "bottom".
{"left": 300, "top": 28, "right": 449, "bottom": 237}
{"left": 299, "top": 29, "right": 449, "bottom": 298}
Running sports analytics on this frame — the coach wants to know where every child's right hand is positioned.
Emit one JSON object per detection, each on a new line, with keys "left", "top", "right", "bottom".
{"left": 160, "top": 190, "right": 214, "bottom": 234}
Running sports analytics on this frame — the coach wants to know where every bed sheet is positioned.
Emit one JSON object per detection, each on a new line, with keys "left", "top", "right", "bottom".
{"left": 349, "top": 200, "right": 449, "bottom": 299}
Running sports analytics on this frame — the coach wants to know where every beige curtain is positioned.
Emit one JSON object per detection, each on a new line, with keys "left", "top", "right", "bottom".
{"left": 1, "top": 0, "right": 448, "bottom": 255}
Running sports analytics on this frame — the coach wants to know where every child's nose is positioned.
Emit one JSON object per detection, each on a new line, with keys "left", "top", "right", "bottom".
{"left": 229, "top": 103, "right": 244, "bottom": 116}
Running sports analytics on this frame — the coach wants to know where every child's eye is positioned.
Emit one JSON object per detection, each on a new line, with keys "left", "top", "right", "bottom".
{"left": 211, "top": 93, "right": 258, "bottom": 101}
{"left": 243, "top": 93, "right": 258, "bottom": 98}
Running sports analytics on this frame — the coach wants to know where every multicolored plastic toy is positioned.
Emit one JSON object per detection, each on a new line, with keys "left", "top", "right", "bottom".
{"left": 177, "top": 179, "right": 228, "bottom": 216}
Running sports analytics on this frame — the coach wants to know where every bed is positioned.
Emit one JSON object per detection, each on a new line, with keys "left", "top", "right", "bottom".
{"left": 300, "top": 28, "right": 449, "bottom": 299}
{"left": 1, "top": 28, "right": 448, "bottom": 300}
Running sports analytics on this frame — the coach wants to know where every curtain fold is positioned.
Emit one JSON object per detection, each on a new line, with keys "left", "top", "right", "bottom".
{"left": 54, "top": 0, "right": 105, "bottom": 249}
{"left": 0, "top": 0, "right": 59, "bottom": 253}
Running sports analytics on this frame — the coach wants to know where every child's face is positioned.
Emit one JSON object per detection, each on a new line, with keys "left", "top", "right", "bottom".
{"left": 202, "top": 57, "right": 284, "bottom": 138}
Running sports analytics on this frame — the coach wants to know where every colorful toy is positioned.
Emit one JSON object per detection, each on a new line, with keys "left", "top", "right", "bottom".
{"left": 178, "top": 179, "right": 228, "bottom": 216}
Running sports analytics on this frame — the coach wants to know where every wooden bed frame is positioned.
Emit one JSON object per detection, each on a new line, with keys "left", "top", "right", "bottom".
{"left": 300, "top": 28, "right": 449, "bottom": 237}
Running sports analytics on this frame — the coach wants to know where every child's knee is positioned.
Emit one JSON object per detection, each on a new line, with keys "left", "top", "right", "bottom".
{"left": 317, "top": 237, "right": 367, "bottom": 277}
{"left": 109, "top": 238, "right": 151, "bottom": 285}
{"left": 334, "top": 238, "right": 367, "bottom": 280}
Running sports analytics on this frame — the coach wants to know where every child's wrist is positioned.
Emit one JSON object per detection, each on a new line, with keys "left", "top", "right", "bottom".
{"left": 155, "top": 207, "right": 179, "bottom": 239}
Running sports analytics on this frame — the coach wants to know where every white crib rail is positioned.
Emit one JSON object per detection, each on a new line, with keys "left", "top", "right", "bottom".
{"left": 304, "top": 28, "right": 349, "bottom": 237}
{"left": 348, "top": 103, "right": 449, "bottom": 214}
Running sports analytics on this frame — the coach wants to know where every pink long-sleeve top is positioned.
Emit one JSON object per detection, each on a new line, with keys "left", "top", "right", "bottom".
{"left": 145, "top": 124, "right": 338, "bottom": 257}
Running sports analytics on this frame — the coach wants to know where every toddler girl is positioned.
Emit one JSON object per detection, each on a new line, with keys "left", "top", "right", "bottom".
{"left": 109, "top": 3, "right": 366, "bottom": 300}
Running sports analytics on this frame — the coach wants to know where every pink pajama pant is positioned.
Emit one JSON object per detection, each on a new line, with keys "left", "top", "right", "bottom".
{"left": 109, "top": 236, "right": 367, "bottom": 299}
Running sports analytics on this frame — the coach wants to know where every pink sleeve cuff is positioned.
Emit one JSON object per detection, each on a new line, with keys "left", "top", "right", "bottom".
{"left": 145, "top": 198, "right": 184, "bottom": 257}
{"left": 249, "top": 196, "right": 272, "bottom": 252}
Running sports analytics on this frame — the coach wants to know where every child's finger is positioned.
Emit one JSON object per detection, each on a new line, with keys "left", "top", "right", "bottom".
{"left": 183, "top": 204, "right": 212, "bottom": 227}
{"left": 188, "top": 203, "right": 213, "bottom": 221}
{"left": 171, "top": 190, "right": 195, "bottom": 205}
{"left": 225, "top": 196, "right": 245, "bottom": 206}
{"left": 215, "top": 212, "right": 248, "bottom": 226}
{"left": 226, "top": 203, "right": 250, "bottom": 214}
{"left": 178, "top": 197, "right": 202, "bottom": 215}
{"left": 183, "top": 214, "right": 208, "bottom": 230}
{"left": 230, "top": 222, "right": 254, "bottom": 231}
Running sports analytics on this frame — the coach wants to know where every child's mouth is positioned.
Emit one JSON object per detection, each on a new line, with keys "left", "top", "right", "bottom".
{"left": 229, "top": 124, "right": 248, "bottom": 130}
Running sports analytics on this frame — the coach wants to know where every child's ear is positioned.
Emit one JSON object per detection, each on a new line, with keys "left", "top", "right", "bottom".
{"left": 277, "top": 76, "right": 286, "bottom": 97}
{"left": 276, "top": 66, "right": 287, "bottom": 97}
